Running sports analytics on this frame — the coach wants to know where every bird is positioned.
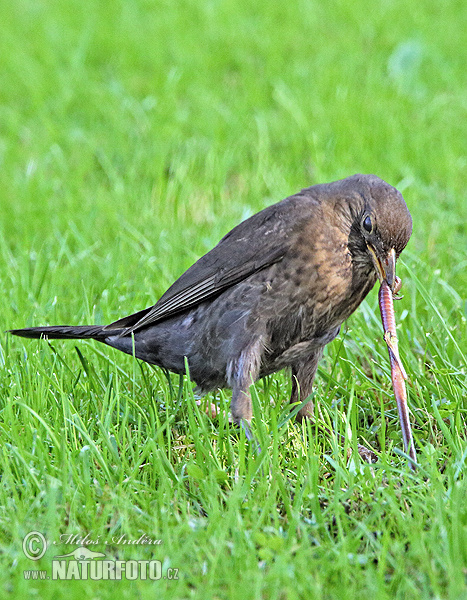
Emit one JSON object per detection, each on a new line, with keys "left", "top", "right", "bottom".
{"left": 10, "top": 174, "right": 412, "bottom": 447}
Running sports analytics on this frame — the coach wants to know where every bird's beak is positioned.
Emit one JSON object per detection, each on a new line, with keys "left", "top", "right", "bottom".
{"left": 367, "top": 245, "right": 396, "bottom": 293}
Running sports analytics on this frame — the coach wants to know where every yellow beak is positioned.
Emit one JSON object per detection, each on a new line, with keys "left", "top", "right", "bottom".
{"left": 367, "top": 246, "right": 396, "bottom": 292}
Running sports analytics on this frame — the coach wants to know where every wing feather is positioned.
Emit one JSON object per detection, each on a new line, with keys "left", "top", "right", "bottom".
{"left": 104, "top": 190, "right": 319, "bottom": 335}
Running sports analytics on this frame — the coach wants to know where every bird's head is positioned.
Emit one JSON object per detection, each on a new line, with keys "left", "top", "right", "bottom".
{"left": 340, "top": 175, "right": 413, "bottom": 293}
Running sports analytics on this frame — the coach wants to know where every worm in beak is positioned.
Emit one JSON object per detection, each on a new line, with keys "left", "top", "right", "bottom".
{"left": 368, "top": 245, "right": 397, "bottom": 293}
{"left": 378, "top": 280, "right": 417, "bottom": 470}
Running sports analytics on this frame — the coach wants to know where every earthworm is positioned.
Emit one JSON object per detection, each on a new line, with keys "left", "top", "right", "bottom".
{"left": 379, "top": 278, "right": 417, "bottom": 470}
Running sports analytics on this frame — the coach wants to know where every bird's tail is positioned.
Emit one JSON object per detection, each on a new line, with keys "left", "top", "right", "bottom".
{"left": 8, "top": 325, "right": 117, "bottom": 341}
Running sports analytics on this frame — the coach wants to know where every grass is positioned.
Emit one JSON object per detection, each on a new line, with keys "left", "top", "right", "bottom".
{"left": 1, "top": 0, "right": 466, "bottom": 598}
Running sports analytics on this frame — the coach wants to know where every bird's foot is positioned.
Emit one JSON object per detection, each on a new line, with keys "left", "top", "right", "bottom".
{"left": 239, "top": 419, "right": 262, "bottom": 454}
{"left": 336, "top": 432, "right": 377, "bottom": 464}
{"left": 355, "top": 443, "right": 378, "bottom": 464}
{"left": 300, "top": 413, "right": 377, "bottom": 464}
{"left": 195, "top": 399, "right": 223, "bottom": 420}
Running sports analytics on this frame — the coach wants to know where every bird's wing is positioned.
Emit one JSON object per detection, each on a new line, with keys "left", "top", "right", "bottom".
{"left": 104, "top": 192, "right": 317, "bottom": 335}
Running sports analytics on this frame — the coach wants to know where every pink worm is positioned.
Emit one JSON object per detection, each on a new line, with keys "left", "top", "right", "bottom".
{"left": 378, "top": 280, "right": 417, "bottom": 470}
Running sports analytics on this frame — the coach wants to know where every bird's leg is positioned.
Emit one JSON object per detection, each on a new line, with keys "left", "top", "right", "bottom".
{"left": 290, "top": 349, "right": 323, "bottom": 420}
{"left": 231, "top": 384, "right": 262, "bottom": 450}
{"left": 231, "top": 386, "right": 255, "bottom": 441}
{"left": 227, "top": 338, "right": 263, "bottom": 446}
{"left": 231, "top": 384, "right": 252, "bottom": 426}
{"left": 291, "top": 353, "right": 377, "bottom": 464}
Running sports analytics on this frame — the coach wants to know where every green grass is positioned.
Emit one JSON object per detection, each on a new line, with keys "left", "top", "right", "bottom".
{"left": 1, "top": 0, "right": 466, "bottom": 598}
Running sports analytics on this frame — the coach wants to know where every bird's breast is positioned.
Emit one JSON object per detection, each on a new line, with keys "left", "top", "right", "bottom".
{"left": 259, "top": 232, "right": 376, "bottom": 356}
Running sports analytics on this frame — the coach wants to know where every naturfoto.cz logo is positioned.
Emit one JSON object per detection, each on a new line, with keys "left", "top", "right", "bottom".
{"left": 22, "top": 531, "right": 179, "bottom": 582}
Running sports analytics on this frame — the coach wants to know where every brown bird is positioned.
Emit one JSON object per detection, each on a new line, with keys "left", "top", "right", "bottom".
{"left": 10, "top": 174, "right": 412, "bottom": 446}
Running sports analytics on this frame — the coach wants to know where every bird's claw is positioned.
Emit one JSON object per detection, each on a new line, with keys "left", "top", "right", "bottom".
{"left": 356, "top": 444, "right": 378, "bottom": 464}
{"left": 240, "top": 419, "right": 262, "bottom": 454}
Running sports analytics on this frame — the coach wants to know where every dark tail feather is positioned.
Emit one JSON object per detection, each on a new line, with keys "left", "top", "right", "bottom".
{"left": 8, "top": 325, "right": 118, "bottom": 341}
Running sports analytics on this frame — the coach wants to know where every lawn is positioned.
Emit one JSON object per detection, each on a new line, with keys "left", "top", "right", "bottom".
{"left": 0, "top": 0, "right": 466, "bottom": 598}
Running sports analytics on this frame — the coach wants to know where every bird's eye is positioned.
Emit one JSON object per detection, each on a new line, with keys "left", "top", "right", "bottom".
{"left": 362, "top": 215, "right": 373, "bottom": 233}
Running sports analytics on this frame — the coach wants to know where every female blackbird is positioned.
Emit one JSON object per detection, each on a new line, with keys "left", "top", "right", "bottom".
{"left": 10, "top": 174, "right": 412, "bottom": 438}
